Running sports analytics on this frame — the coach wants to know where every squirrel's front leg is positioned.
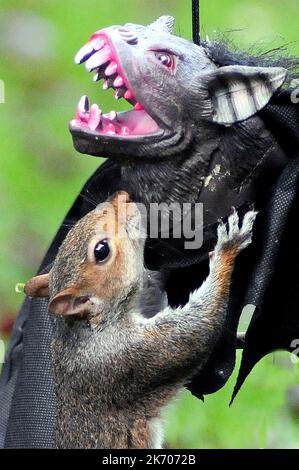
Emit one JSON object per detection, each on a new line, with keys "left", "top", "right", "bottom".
{"left": 133, "top": 209, "right": 257, "bottom": 388}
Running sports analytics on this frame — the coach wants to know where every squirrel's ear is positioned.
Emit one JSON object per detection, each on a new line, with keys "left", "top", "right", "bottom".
{"left": 24, "top": 273, "right": 49, "bottom": 298}
{"left": 49, "top": 288, "right": 92, "bottom": 317}
{"left": 196, "top": 65, "right": 287, "bottom": 125}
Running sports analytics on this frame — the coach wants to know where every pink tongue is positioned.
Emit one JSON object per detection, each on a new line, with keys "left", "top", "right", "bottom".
{"left": 74, "top": 95, "right": 159, "bottom": 136}
{"left": 117, "top": 111, "right": 159, "bottom": 135}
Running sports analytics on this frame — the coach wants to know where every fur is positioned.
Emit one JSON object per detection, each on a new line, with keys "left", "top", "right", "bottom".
{"left": 45, "top": 198, "right": 257, "bottom": 448}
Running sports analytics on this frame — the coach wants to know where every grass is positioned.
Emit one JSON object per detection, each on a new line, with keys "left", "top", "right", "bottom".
{"left": 164, "top": 352, "right": 299, "bottom": 448}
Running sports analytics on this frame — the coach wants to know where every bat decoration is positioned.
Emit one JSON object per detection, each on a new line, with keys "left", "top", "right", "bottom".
{"left": 1, "top": 15, "right": 299, "bottom": 447}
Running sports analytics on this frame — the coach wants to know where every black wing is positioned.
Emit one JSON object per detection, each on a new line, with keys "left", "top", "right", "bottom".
{"left": 231, "top": 91, "right": 299, "bottom": 400}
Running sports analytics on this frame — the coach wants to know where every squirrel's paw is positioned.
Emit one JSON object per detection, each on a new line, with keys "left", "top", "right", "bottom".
{"left": 214, "top": 208, "right": 258, "bottom": 254}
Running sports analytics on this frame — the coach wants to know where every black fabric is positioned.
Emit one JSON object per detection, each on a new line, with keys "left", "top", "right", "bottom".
{"left": 187, "top": 93, "right": 299, "bottom": 398}
{"left": 193, "top": 94, "right": 299, "bottom": 399}
{"left": 0, "top": 296, "right": 30, "bottom": 447}
{"left": 1, "top": 90, "right": 299, "bottom": 447}
{"left": 4, "top": 298, "right": 55, "bottom": 448}
{"left": 229, "top": 95, "right": 299, "bottom": 398}
{"left": 232, "top": 147, "right": 299, "bottom": 400}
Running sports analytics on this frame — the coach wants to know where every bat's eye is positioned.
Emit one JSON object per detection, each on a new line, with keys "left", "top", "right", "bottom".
{"left": 94, "top": 239, "right": 110, "bottom": 264}
{"left": 154, "top": 51, "right": 174, "bottom": 69}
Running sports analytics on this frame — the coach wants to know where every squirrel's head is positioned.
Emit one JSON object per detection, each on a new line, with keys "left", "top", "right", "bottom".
{"left": 24, "top": 192, "right": 145, "bottom": 325}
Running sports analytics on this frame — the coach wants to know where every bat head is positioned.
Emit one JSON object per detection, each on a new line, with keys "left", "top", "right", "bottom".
{"left": 70, "top": 16, "right": 287, "bottom": 159}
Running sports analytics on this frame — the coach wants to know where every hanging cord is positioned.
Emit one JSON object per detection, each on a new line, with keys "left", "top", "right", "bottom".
{"left": 192, "top": 0, "right": 200, "bottom": 45}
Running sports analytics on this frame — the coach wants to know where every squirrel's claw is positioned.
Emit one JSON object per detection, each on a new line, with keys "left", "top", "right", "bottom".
{"left": 214, "top": 209, "right": 258, "bottom": 255}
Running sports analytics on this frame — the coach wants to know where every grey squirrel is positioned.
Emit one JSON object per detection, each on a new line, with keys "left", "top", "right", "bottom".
{"left": 24, "top": 192, "right": 257, "bottom": 449}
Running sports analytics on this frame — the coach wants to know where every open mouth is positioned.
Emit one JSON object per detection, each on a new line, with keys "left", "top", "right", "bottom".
{"left": 70, "top": 33, "right": 161, "bottom": 138}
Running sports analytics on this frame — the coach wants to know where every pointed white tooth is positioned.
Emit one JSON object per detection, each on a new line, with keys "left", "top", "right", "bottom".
{"left": 78, "top": 95, "right": 89, "bottom": 112}
{"left": 88, "top": 104, "right": 102, "bottom": 131}
{"left": 103, "top": 80, "right": 109, "bottom": 90}
{"left": 93, "top": 72, "right": 100, "bottom": 82}
{"left": 105, "top": 61, "right": 118, "bottom": 76}
{"left": 108, "top": 110, "right": 117, "bottom": 121}
{"left": 113, "top": 75, "right": 124, "bottom": 87}
{"left": 91, "top": 38, "right": 105, "bottom": 51}
{"left": 74, "top": 44, "right": 94, "bottom": 64}
{"left": 103, "top": 110, "right": 117, "bottom": 121}
{"left": 85, "top": 47, "right": 112, "bottom": 71}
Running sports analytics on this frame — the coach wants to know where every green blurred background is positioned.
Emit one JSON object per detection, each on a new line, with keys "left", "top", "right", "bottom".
{"left": 1, "top": 0, "right": 299, "bottom": 448}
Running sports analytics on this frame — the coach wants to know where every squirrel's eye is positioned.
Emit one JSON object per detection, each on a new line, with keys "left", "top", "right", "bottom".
{"left": 94, "top": 239, "right": 110, "bottom": 264}
{"left": 154, "top": 51, "right": 174, "bottom": 69}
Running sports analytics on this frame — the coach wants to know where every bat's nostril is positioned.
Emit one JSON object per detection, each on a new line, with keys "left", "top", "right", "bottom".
{"left": 118, "top": 27, "right": 138, "bottom": 45}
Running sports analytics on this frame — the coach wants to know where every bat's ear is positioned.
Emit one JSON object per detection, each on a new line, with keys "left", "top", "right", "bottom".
{"left": 24, "top": 273, "right": 50, "bottom": 298}
{"left": 49, "top": 287, "right": 93, "bottom": 317}
{"left": 148, "top": 16, "right": 175, "bottom": 34}
{"left": 197, "top": 65, "right": 287, "bottom": 125}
